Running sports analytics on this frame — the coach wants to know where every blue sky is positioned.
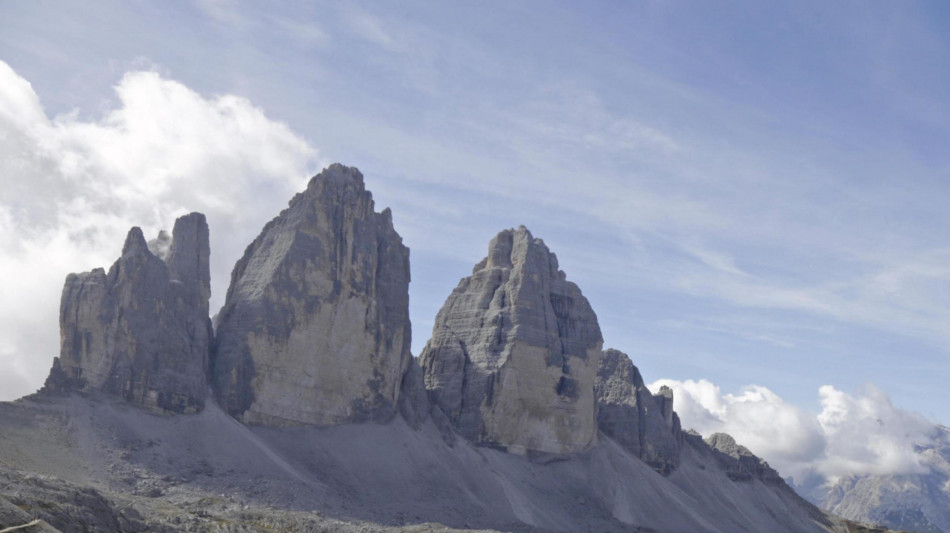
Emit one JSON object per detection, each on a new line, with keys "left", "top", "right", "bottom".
{"left": 2, "top": 1, "right": 950, "bottom": 483}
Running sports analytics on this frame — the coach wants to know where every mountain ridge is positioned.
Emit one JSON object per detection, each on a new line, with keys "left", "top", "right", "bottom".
{"left": 0, "top": 164, "right": 906, "bottom": 533}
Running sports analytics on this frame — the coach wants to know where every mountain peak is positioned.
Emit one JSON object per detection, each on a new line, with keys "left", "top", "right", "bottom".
{"left": 212, "top": 164, "right": 411, "bottom": 427}
{"left": 305, "top": 163, "right": 366, "bottom": 193}
{"left": 421, "top": 226, "right": 601, "bottom": 455}
{"left": 44, "top": 214, "right": 211, "bottom": 414}
{"left": 121, "top": 226, "right": 149, "bottom": 255}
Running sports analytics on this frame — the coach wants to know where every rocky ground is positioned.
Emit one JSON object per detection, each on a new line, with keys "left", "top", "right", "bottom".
{"left": 0, "top": 393, "right": 913, "bottom": 533}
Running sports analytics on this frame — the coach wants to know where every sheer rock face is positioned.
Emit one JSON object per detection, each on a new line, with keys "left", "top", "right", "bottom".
{"left": 211, "top": 164, "right": 412, "bottom": 427}
{"left": 595, "top": 349, "right": 681, "bottom": 474}
{"left": 44, "top": 213, "right": 212, "bottom": 414}
{"left": 420, "top": 226, "right": 601, "bottom": 455}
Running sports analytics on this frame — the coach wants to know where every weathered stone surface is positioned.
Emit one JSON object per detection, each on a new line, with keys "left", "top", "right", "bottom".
{"left": 0, "top": 496, "right": 61, "bottom": 532}
{"left": 397, "top": 356, "right": 430, "bottom": 430}
{"left": 595, "top": 348, "right": 681, "bottom": 473}
{"left": 43, "top": 213, "right": 212, "bottom": 414}
{"left": 705, "top": 432, "right": 783, "bottom": 483}
{"left": 420, "top": 226, "right": 601, "bottom": 455}
{"left": 211, "top": 164, "right": 412, "bottom": 427}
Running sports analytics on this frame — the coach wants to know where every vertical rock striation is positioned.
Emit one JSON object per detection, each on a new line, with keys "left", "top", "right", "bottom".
{"left": 420, "top": 226, "right": 601, "bottom": 455}
{"left": 44, "top": 213, "right": 212, "bottom": 413}
{"left": 211, "top": 164, "right": 412, "bottom": 427}
{"left": 595, "top": 348, "right": 681, "bottom": 473}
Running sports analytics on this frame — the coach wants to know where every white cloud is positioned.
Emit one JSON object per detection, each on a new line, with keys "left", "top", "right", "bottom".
{"left": 817, "top": 383, "right": 934, "bottom": 479}
{"left": 649, "top": 378, "right": 935, "bottom": 486}
{"left": 0, "top": 60, "right": 319, "bottom": 400}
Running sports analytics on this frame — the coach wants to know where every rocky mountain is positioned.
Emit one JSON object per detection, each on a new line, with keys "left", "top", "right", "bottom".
{"left": 0, "top": 164, "right": 905, "bottom": 532}
{"left": 595, "top": 348, "right": 682, "bottom": 474}
{"left": 420, "top": 227, "right": 601, "bottom": 455}
{"left": 211, "top": 164, "right": 412, "bottom": 427}
{"left": 816, "top": 426, "right": 950, "bottom": 533}
{"left": 42, "top": 213, "right": 211, "bottom": 414}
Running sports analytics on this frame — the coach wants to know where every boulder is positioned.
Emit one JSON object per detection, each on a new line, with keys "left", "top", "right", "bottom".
{"left": 420, "top": 226, "right": 601, "bottom": 455}
{"left": 211, "top": 164, "right": 412, "bottom": 426}
{"left": 44, "top": 213, "right": 212, "bottom": 414}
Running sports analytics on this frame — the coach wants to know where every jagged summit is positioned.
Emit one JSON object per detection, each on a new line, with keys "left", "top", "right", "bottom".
{"left": 211, "top": 164, "right": 412, "bottom": 427}
{"left": 43, "top": 213, "right": 212, "bottom": 414}
{"left": 308, "top": 162, "right": 364, "bottom": 188}
{"left": 474, "top": 226, "right": 563, "bottom": 276}
{"left": 420, "top": 225, "right": 602, "bottom": 455}
{"left": 122, "top": 226, "right": 149, "bottom": 253}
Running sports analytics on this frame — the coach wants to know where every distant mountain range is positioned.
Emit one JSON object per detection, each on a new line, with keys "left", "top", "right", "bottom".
{"left": 794, "top": 425, "right": 950, "bottom": 533}
{"left": 0, "top": 164, "right": 909, "bottom": 532}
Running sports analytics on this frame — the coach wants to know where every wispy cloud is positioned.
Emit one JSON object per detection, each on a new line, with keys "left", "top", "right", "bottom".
{"left": 272, "top": 16, "right": 331, "bottom": 48}
{"left": 345, "top": 9, "right": 397, "bottom": 50}
{"left": 195, "top": 0, "right": 245, "bottom": 26}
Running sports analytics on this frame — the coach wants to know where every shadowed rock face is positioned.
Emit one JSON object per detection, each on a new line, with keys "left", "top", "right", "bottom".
{"left": 420, "top": 226, "right": 601, "bottom": 455}
{"left": 595, "top": 348, "right": 681, "bottom": 474}
{"left": 211, "top": 164, "right": 412, "bottom": 427}
{"left": 44, "top": 213, "right": 212, "bottom": 414}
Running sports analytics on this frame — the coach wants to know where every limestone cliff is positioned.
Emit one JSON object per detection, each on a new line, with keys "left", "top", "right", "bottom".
{"left": 595, "top": 348, "right": 681, "bottom": 473}
{"left": 211, "top": 164, "right": 412, "bottom": 426}
{"left": 420, "top": 226, "right": 601, "bottom": 455}
{"left": 44, "top": 213, "right": 212, "bottom": 414}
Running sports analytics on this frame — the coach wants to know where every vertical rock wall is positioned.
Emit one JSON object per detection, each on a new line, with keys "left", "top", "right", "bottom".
{"left": 595, "top": 349, "right": 681, "bottom": 473}
{"left": 45, "top": 213, "right": 212, "bottom": 414}
{"left": 211, "top": 164, "right": 412, "bottom": 426}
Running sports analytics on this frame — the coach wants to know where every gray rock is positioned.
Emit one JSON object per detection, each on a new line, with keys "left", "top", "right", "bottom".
{"left": 211, "top": 164, "right": 412, "bottom": 427}
{"left": 2, "top": 473, "right": 149, "bottom": 533}
{"left": 398, "top": 356, "right": 430, "bottom": 430}
{"left": 0, "top": 495, "right": 61, "bottom": 532}
{"left": 420, "top": 226, "right": 601, "bottom": 455}
{"left": 705, "top": 432, "right": 783, "bottom": 483}
{"left": 43, "top": 213, "right": 212, "bottom": 414}
{"left": 595, "top": 348, "right": 680, "bottom": 473}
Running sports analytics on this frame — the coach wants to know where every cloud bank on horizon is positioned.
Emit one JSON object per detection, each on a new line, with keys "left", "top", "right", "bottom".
{"left": 0, "top": 60, "right": 320, "bottom": 399}
{"left": 650, "top": 378, "right": 938, "bottom": 489}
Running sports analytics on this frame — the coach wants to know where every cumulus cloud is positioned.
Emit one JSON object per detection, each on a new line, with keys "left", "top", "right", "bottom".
{"left": 649, "top": 378, "right": 936, "bottom": 486}
{"left": 0, "top": 61, "right": 319, "bottom": 400}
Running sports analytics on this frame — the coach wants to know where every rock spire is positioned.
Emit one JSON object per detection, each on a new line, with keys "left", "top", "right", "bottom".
{"left": 420, "top": 226, "right": 601, "bottom": 455}
{"left": 44, "top": 213, "right": 212, "bottom": 413}
{"left": 211, "top": 164, "right": 412, "bottom": 426}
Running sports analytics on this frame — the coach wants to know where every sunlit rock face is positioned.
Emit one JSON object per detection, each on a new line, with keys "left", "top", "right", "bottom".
{"left": 44, "top": 213, "right": 212, "bottom": 414}
{"left": 595, "top": 348, "right": 682, "bottom": 474}
{"left": 420, "top": 226, "right": 601, "bottom": 455}
{"left": 211, "top": 164, "right": 412, "bottom": 427}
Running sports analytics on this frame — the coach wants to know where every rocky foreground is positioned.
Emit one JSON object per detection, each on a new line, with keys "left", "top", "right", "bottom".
{"left": 0, "top": 164, "right": 911, "bottom": 533}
